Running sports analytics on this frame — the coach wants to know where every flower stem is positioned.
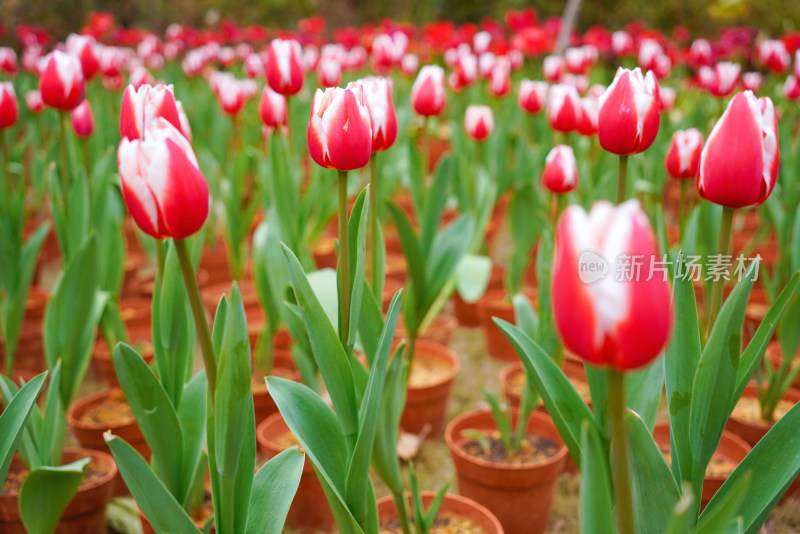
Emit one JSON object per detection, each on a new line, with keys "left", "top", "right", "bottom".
{"left": 608, "top": 369, "right": 635, "bottom": 534}
{"left": 707, "top": 206, "right": 735, "bottom": 335}
{"left": 174, "top": 238, "right": 217, "bottom": 400}
{"left": 155, "top": 239, "right": 166, "bottom": 284}
{"left": 679, "top": 179, "right": 688, "bottom": 239}
{"left": 58, "top": 112, "right": 70, "bottom": 220}
{"left": 337, "top": 170, "right": 351, "bottom": 350}
{"left": 369, "top": 155, "right": 383, "bottom": 299}
{"left": 421, "top": 117, "right": 429, "bottom": 180}
{"left": 617, "top": 155, "right": 629, "bottom": 204}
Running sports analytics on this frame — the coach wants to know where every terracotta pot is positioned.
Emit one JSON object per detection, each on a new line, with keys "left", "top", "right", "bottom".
{"left": 67, "top": 388, "right": 149, "bottom": 497}
{"left": 500, "top": 360, "right": 588, "bottom": 410}
{"left": 766, "top": 342, "right": 800, "bottom": 390}
{"left": 382, "top": 277, "right": 404, "bottom": 312}
{"left": 478, "top": 289, "right": 536, "bottom": 363}
{"left": 199, "top": 241, "right": 232, "bottom": 286}
{"left": 398, "top": 314, "right": 458, "bottom": 348}
{"left": 453, "top": 266, "right": 505, "bottom": 328}
{"left": 653, "top": 423, "right": 750, "bottom": 510}
{"left": 401, "top": 339, "right": 461, "bottom": 437}
{"left": 384, "top": 252, "right": 407, "bottom": 283}
{"left": 200, "top": 278, "right": 261, "bottom": 318}
{"left": 376, "top": 492, "right": 504, "bottom": 534}
{"left": 252, "top": 350, "right": 300, "bottom": 424}
{"left": 256, "top": 413, "right": 335, "bottom": 532}
{"left": 725, "top": 384, "right": 800, "bottom": 501}
{"left": 312, "top": 236, "right": 337, "bottom": 270}
{"left": 138, "top": 496, "right": 214, "bottom": 534}
{"left": 91, "top": 325, "right": 154, "bottom": 386}
{"left": 445, "top": 409, "right": 567, "bottom": 534}
{"left": 0, "top": 448, "right": 117, "bottom": 533}
{"left": 117, "top": 297, "right": 154, "bottom": 330}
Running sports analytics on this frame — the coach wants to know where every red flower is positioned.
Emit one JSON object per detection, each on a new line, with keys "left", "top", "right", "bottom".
{"left": 411, "top": 65, "right": 446, "bottom": 117}
{"left": 464, "top": 105, "right": 493, "bottom": 141}
{"left": 25, "top": 90, "right": 43, "bottom": 113}
{"left": 66, "top": 34, "right": 100, "bottom": 80}
{"left": 597, "top": 67, "right": 660, "bottom": 155}
{"left": 120, "top": 84, "right": 183, "bottom": 141}
{"left": 259, "top": 85, "right": 287, "bottom": 130}
{"left": 757, "top": 39, "right": 791, "bottom": 73}
{"left": 70, "top": 99, "right": 94, "bottom": 137}
{"left": 0, "top": 83, "right": 18, "bottom": 129}
{"left": 518, "top": 79, "right": 547, "bottom": 114}
{"left": 0, "top": 47, "right": 18, "bottom": 75}
{"left": 117, "top": 118, "right": 208, "bottom": 240}
{"left": 542, "top": 145, "right": 578, "bottom": 193}
{"left": 664, "top": 128, "right": 703, "bottom": 179}
{"left": 698, "top": 91, "right": 779, "bottom": 209}
{"left": 552, "top": 200, "right": 672, "bottom": 371}
{"left": 265, "top": 38, "right": 304, "bottom": 96}
{"left": 39, "top": 51, "right": 85, "bottom": 111}
{"left": 307, "top": 85, "right": 372, "bottom": 171}
{"left": 547, "top": 83, "right": 582, "bottom": 133}
{"left": 356, "top": 77, "right": 397, "bottom": 153}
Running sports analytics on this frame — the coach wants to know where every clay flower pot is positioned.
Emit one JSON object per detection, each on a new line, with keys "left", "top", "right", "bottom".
{"left": 252, "top": 350, "right": 300, "bottom": 424}
{"left": 67, "top": 388, "right": 149, "bottom": 497}
{"left": 500, "top": 359, "right": 589, "bottom": 410}
{"left": 401, "top": 339, "right": 461, "bottom": 437}
{"left": 256, "top": 413, "right": 335, "bottom": 532}
{"left": 478, "top": 289, "right": 536, "bottom": 362}
{"left": 445, "top": 409, "right": 567, "bottom": 534}
{"left": 725, "top": 384, "right": 800, "bottom": 500}
{"left": 653, "top": 423, "right": 750, "bottom": 509}
{"left": 397, "top": 314, "right": 458, "bottom": 348}
{"left": 199, "top": 241, "right": 232, "bottom": 286}
{"left": 0, "top": 448, "right": 117, "bottom": 533}
{"left": 453, "top": 266, "right": 505, "bottom": 328}
{"left": 312, "top": 236, "right": 337, "bottom": 270}
{"left": 91, "top": 325, "right": 155, "bottom": 386}
{"left": 376, "top": 492, "right": 504, "bottom": 533}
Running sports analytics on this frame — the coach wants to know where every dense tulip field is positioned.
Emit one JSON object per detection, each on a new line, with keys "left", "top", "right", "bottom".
{"left": 2, "top": 8, "right": 800, "bottom": 534}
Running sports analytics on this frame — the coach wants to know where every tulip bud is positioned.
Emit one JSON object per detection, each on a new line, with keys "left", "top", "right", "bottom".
{"left": 400, "top": 54, "right": 419, "bottom": 77}
{"left": 265, "top": 38, "right": 304, "bottom": 96}
{"left": 597, "top": 67, "right": 660, "bottom": 156}
{"left": 0, "top": 83, "right": 18, "bottom": 129}
{"left": 659, "top": 86, "right": 676, "bottom": 110}
{"left": 542, "top": 145, "right": 578, "bottom": 193}
{"left": 464, "top": 105, "right": 493, "bottom": 141}
{"left": 552, "top": 199, "right": 672, "bottom": 370}
{"left": 66, "top": 33, "right": 100, "bottom": 80}
{"left": 698, "top": 91, "right": 779, "bottom": 209}
{"left": 307, "top": 85, "right": 372, "bottom": 171}
{"left": 356, "top": 77, "right": 398, "bottom": 153}
{"left": 612, "top": 31, "right": 634, "bottom": 57}
{"left": 688, "top": 39, "right": 713, "bottom": 67}
{"left": 518, "top": 79, "right": 548, "bottom": 114}
{"left": 117, "top": 118, "right": 208, "bottom": 240}
{"left": 411, "top": 65, "right": 446, "bottom": 117}
{"left": 664, "top": 128, "right": 703, "bottom": 179}
{"left": 317, "top": 57, "right": 342, "bottom": 87}
{"left": 71, "top": 99, "right": 94, "bottom": 137}
{"left": 577, "top": 96, "right": 598, "bottom": 137}
{"left": 741, "top": 72, "right": 764, "bottom": 93}
{"left": 25, "top": 89, "right": 44, "bottom": 113}
{"left": 784, "top": 75, "right": 800, "bottom": 101}
{"left": 39, "top": 50, "right": 85, "bottom": 111}
{"left": 259, "top": 85, "right": 287, "bottom": 130}
{"left": 120, "top": 83, "right": 183, "bottom": 141}
{"left": 453, "top": 53, "right": 478, "bottom": 88}
{"left": 547, "top": 83, "right": 582, "bottom": 133}
{"left": 543, "top": 55, "right": 564, "bottom": 82}
{"left": 757, "top": 39, "right": 790, "bottom": 73}
{"left": 0, "top": 47, "right": 18, "bottom": 75}
{"left": 488, "top": 57, "right": 511, "bottom": 98}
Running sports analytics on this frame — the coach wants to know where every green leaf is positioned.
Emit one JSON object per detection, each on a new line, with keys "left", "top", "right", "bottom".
{"left": 695, "top": 474, "right": 749, "bottom": 534}
{"left": 281, "top": 244, "right": 359, "bottom": 441}
{"left": 454, "top": 254, "right": 492, "bottom": 303}
{"left": 703, "top": 400, "right": 800, "bottom": 534}
{"left": 626, "top": 411, "right": 681, "bottom": 534}
{"left": 625, "top": 358, "right": 664, "bottom": 432}
{"left": 495, "top": 319, "right": 595, "bottom": 466}
{"left": 177, "top": 371, "right": 208, "bottom": 504}
{"left": 113, "top": 343, "right": 184, "bottom": 498}
{"left": 269, "top": 134, "right": 300, "bottom": 247}
{"left": 106, "top": 434, "right": 199, "bottom": 533}
{"left": 246, "top": 447, "right": 305, "bottom": 534}
{"left": 347, "top": 188, "right": 370, "bottom": 349}
{"left": 356, "top": 287, "right": 384, "bottom": 367}
{"left": 370, "top": 345, "right": 407, "bottom": 497}
{"left": 662, "top": 485, "right": 696, "bottom": 534}
{"left": 0, "top": 372, "right": 47, "bottom": 483}
{"left": 387, "top": 203, "right": 426, "bottom": 316}
{"left": 424, "top": 214, "right": 474, "bottom": 313}
{"left": 579, "top": 420, "right": 615, "bottom": 534}
{"left": 420, "top": 155, "right": 452, "bottom": 257}
{"left": 19, "top": 457, "right": 90, "bottom": 534}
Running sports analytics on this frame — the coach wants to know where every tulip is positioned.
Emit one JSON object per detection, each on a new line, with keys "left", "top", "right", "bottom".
{"left": 478, "top": 52, "right": 495, "bottom": 79}
{"left": 209, "top": 72, "right": 255, "bottom": 116}
{"left": 70, "top": 99, "right": 94, "bottom": 138}
{"left": 117, "top": 117, "right": 208, "bottom": 240}
{"left": 25, "top": 90, "right": 44, "bottom": 113}
{"left": 453, "top": 53, "right": 478, "bottom": 88}
{"left": 120, "top": 83, "right": 183, "bottom": 141}
{"left": 659, "top": 86, "right": 676, "bottom": 110}
{"left": 244, "top": 53, "right": 264, "bottom": 78}
{"left": 518, "top": 79, "right": 547, "bottom": 114}
{"left": 543, "top": 54, "right": 563, "bottom": 82}
{"left": 597, "top": 67, "right": 660, "bottom": 156}
{"left": 265, "top": 38, "right": 304, "bottom": 96}
{"left": 259, "top": 85, "right": 287, "bottom": 131}
{"left": 757, "top": 39, "right": 790, "bottom": 73}
{"left": 665, "top": 128, "right": 703, "bottom": 179}
{"left": 688, "top": 38, "right": 713, "bottom": 67}
{"left": 66, "top": 33, "right": 100, "bottom": 80}
{"left": 317, "top": 57, "right": 343, "bottom": 87}
{"left": 175, "top": 101, "right": 192, "bottom": 142}
{"left": 307, "top": 86, "right": 372, "bottom": 171}
{"left": 371, "top": 33, "right": 407, "bottom": 74}
{"left": 129, "top": 66, "right": 154, "bottom": 90}
{"left": 612, "top": 31, "right": 634, "bottom": 57}
{"left": 742, "top": 72, "right": 764, "bottom": 93}
{"left": 473, "top": 31, "right": 492, "bottom": 54}
{"left": 400, "top": 54, "right": 419, "bottom": 77}
{"left": 542, "top": 145, "right": 578, "bottom": 193}
{"left": 39, "top": 50, "right": 85, "bottom": 111}
{"left": 464, "top": 105, "right": 493, "bottom": 141}
{"left": 784, "top": 75, "right": 800, "bottom": 101}
{"left": 0, "top": 82, "right": 18, "bottom": 129}
{"left": 699, "top": 62, "right": 740, "bottom": 97}
{"left": 547, "top": 83, "right": 582, "bottom": 133}
{"left": 795, "top": 50, "right": 800, "bottom": 80}
{"left": 637, "top": 39, "right": 663, "bottom": 72}
{"left": 0, "top": 47, "right": 18, "bottom": 75}
{"left": 488, "top": 57, "right": 511, "bottom": 98}
{"left": 411, "top": 65, "right": 446, "bottom": 117}
{"left": 577, "top": 97, "right": 598, "bottom": 137}
{"left": 357, "top": 77, "right": 397, "bottom": 153}
{"left": 565, "top": 45, "right": 597, "bottom": 75}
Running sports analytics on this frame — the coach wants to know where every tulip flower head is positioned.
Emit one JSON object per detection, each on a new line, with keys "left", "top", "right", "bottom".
{"left": 259, "top": 85, "right": 287, "bottom": 130}
{"left": 307, "top": 85, "right": 373, "bottom": 171}
{"left": 317, "top": 57, "right": 343, "bottom": 87}
{"left": 542, "top": 145, "right": 578, "bottom": 193}
{"left": 66, "top": 33, "right": 100, "bottom": 80}
{"left": 411, "top": 65, "right": 446, "bottom": 117}
{"left": 0, "top": 83, "right": 18, "bottom": 129}
{"left": 25, "top": 89, "right": 44, "bottom": 113}
{"left": 784, "top": 75, "right": 800, "bottom": 101}
{"left": 355, "top": 77, "right": 398, "bottom": 153}
{"left": 552, "top": 200, "right": 672, "bottom": 370}
{"left": 698, "top": 91, "right": 779, "bottom": 209}
{"left": 464, "top": 105, "right": 494, "bottom": 141}
{"left": 117, "top": 118, "right": 209, "bottom": 240}
{"left": 518, "top": 79, "right": 548, "bottom": 114}
{"left": 664, "top": 128, "right": 703, "bottom": 179}
{"left": 489, "top": 57, "right": 511, "bottom": 98}
{"left": 597, "top": 67, "right": 660, "bottom": 156}
{"left": 120, "top": 83, "right": 184, "bottom": 141}
{"left": 543, "top": 55, "right": 564, "bottom": 82}
{"left": 265, "top": 38, "right": 304, "bottom": 96}
{"left": 547, "top": 83, "right": 582, "bottom": 133}
{"left": 757, "top": 40, "right": 790, "bottom": 73}
{"left": 70, "top": 98, "right": 94, "bottom": 137}
{"left": 39, "top": 50, "right": 85, "bottom": 111}
{"left": 742, "top": 72, "right": 764, "bottom": 93}
{"left": 0, "top": 47, "right": 18, "bottom": 75}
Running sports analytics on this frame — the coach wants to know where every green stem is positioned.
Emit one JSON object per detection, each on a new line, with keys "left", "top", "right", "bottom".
{"left": 679, "top": 179, "right": 688, "bottom": 239}
{"left": 420, "top": 117, "right": 429, "bottom": 180}
{"left": 617, "top": 155, "right": 629, "bottom": 204}
{"left": 155, "top": 239, "right": 166, "bottom": 284}
{"left": 0, "top": 129, "right": 9, "bottom": 191}
{"left": 286, "top": 96, "right": 294, "bottom": 164}
{"left": 337, "top": 170, "right": 351, "bottom": 350}
{"left": 369, "top": 154, "right": 383, "bottom": 299}
{"left": 174, "top": 238, "right": 217, "bottom": 400}
{"left": 707, "top": 206, "right": 735, "bottom": 334}
{"left": 58, "top": 112, "right": 70, "bottom": 221}
{"left": 608, "top": 369, "right": 635, "bottom": 534}
{"left": 393, "top": 492, "right": 412, "bottom": 534}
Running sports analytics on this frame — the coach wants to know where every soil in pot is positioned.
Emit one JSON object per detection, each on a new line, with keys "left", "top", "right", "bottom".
{"left": 445, "top": 409, "right": 566, "bottom": 534}
{"left": 462, "top": 432, "right": 560, "bottom": 466}
{"left": 401, "top": 340, "right": 461, "bottom": 437}
{"left": 256, "top": 413, "right": 335, "bottom": 532}
{"left": 377, "top": 492, "right": 504, "bottom": 534}
{"left": 0, "top": 448, "right": 117, "bottom": 534}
